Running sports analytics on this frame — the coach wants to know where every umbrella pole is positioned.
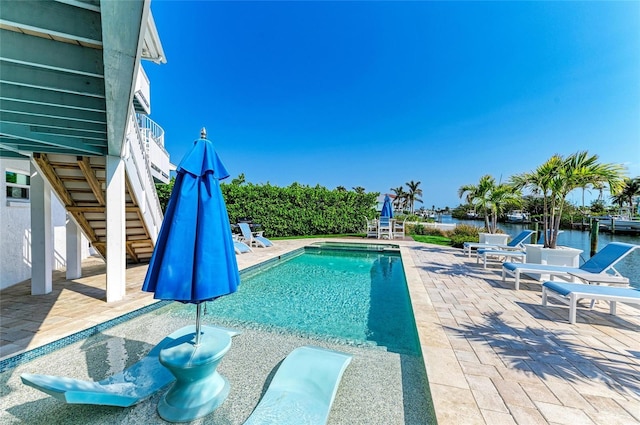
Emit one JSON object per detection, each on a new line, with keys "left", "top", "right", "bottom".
{"left": 195, "top": 303, "right": 202, "bottom": 346}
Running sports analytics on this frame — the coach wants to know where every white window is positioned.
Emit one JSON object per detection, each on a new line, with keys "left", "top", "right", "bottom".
{"left": 6, "top": 170, "right": 30, "bottom": 201}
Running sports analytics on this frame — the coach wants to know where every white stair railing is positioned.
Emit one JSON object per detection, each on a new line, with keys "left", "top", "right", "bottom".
{"left": 122, "top": 110, "right": 164, "bottom": 243}
{"left": 137, "top": 114, "right": 170, "bottom": 183}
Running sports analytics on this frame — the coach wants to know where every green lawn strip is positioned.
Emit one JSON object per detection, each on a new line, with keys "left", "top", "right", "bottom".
{"left": 411, "top": 235, "right": 453, "bottom": 246}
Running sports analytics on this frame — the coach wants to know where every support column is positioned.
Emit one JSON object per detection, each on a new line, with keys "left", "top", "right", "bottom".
{"left": 65, "top": 215, "right": 82, "bottom": 279}
{"left": 106, "top": 155, "right": 126, "bottom": 302}
{"left": 30, "top": 162, "right": 52, "bottom": 295}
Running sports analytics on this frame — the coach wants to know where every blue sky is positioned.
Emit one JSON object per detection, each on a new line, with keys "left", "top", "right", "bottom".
{"left": 144, "top": 1, "right": 640, "bottom": 209}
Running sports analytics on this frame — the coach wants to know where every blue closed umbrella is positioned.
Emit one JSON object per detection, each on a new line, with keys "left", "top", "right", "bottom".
{"left": 381, "top": 194, "right": 393, "bottom": 218}
{"left": 143, "top": 128, "right": 240, "bottom": 345}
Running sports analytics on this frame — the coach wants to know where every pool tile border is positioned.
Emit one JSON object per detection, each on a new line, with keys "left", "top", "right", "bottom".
{"left": 0, "top": 300, "right": 170, "bottom": 373}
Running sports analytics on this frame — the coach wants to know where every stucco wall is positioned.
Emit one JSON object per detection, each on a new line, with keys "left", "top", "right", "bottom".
{"left": 0, "top": 158, "right": 92, "bottom": 290}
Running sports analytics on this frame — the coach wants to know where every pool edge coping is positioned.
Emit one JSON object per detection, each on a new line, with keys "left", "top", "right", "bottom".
{"left": 401, "top": 244, "right": 485, "bottom": 425}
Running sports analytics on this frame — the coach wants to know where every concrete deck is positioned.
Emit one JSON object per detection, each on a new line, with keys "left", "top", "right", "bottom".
{"left": 1, "top": 238, "right": 639, "bottom": 424}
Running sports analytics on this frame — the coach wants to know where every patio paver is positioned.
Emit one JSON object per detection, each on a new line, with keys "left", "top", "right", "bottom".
{"left": 404, "top": 243, "right": 640, "bottom": 425}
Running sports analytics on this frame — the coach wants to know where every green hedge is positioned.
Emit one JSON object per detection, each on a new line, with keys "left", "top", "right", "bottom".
{"left": 221, "top": 182, "right": 378, "bottom": 237}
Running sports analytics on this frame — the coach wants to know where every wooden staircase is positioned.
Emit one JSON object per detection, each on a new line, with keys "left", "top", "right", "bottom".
{"left": 33, "top": 152, "right": 155, "bottom": 263}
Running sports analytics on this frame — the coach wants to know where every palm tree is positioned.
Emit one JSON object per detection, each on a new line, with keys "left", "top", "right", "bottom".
{"left": 486, "top": 184, "right": 522, "bottom": 232}
{"left": 390, "top": 186, "right": 406, "bottom": 211}
{"left": 405, "top": 180, "right": 423, "bottom": 214}
{"left": 619, "top": 177, "right": 640, "bottom": 215}
{"left": 511, "top": 154, "right": 565, "bottom": 247}
{"left": 459, "top": 175, "right": 492, "bottom": 231}
{"left": 512, "top": 151, "right": 625, "bottom": 248}
{"left": 611, "top": 177, "right": 640, "bottom": 216}
{"left": 610, "top": 191, "right": 626, "bottom": 209}
{"left": 458, "top": 175, "right": 518, "bottom": 233}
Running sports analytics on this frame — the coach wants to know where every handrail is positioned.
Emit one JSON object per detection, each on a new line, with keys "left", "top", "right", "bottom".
{"left": 136, "top": 114, "right": 168, "bottom": 154}
{"left": 132, "top": 112, "right": 163, "bottom": 215}
{"left": 125, "top": 110, "right": 163, "bottom": 241}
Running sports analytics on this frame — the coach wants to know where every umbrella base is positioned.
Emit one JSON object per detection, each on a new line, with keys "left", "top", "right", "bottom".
{"left": 158, "top": 325, "right": 232, "bottom": 422}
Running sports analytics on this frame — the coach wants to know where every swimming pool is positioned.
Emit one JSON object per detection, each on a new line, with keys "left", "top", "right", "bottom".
{"left": 1, "top": 241, "right": 435, "bottom": 424}
{"left": 168, "top": 244, "right": 421, "bottom": 355}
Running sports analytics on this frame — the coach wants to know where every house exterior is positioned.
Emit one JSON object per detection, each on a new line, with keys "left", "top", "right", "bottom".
{"left": 1, "top": 158, "right": 92, "bottom": 289}
{"left": 0, "top": 1, "right": 171, "bottom": 300}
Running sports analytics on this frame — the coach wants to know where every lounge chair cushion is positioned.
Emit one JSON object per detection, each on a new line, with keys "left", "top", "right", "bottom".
{"left": 238, "top": 222, "right": 273, "bottom": 248}
{"left": 542, "top": 281, "right": 640, "bottom": 324}
{"left": 503, "top": 262, "right": 582, "bottom": 273}
{"left": 578, "top": 242, "right": 638, "bottom": 273}
{"left": 254, "top": 235, "right": 273, "bottom": 247}
{"left": 234, "top": 240, "right": 252, "bottom": 254}
{"left": 543, "top": 281, "right": 640, "bottom": 299}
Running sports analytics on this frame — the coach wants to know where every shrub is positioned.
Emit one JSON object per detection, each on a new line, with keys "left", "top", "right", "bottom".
{"left": 423, "top": 227, "right": 445, "bottom": 236}
{"left": 447, "top": 224, "right": 482, "bottom": 238}
{"left": 409, "top": 223, "right": 426, "bottom": 235}
{"left": 444, "top": 224, "right": 483, "bottom": 248}
{"left": 221, "top": 181, "right": 378, "bottom": 237}
{"left": 407, "top": 223, "right": 447, "bottom": 237}
{"left": 448, "top": 234, "right": 473, "bottom": 248}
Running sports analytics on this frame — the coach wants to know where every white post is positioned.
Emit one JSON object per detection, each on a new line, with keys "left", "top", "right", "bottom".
{"left": 106, "top": 155, "right": 126, "bottom": 302}
{"left": 65, "top": 215, "right": 82, "bottom": 279}
{"left": 30, "top": 162, "right": 52, "bottom": 295}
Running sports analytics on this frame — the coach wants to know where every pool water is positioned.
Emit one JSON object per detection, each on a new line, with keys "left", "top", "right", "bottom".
{"left": 168, "top": 246, "right": 421, "bottom": 355}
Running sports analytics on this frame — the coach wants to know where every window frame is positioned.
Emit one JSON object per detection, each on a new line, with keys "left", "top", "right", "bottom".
{"left": 5, "top": 169, "right": 31, "bottom": 203}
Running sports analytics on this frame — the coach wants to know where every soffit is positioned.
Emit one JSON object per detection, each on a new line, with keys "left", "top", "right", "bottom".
{"left": 0, "top": 0, "right": 153, "bottom": 159}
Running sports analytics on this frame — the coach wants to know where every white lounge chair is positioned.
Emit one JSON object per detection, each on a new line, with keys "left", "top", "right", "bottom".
{"left": 463, "top": 230, "right": 534, "bottom": 258}
{"left": 477, "top": 248, "right": 526, "bottom": 269}
{"left": 502, "top": 242, "right": 638, "bottom": 290}
{"left": 243, "top": 346, "right": 352, "bottom": 425}
{"left": 541, "top": 281, "right": 640, "bottom": 324}
{"left": 233, "top": 236, "right": 252, "bottom": 254}
{"left": 238, "top": 222, "right": 273, "bottom": 248}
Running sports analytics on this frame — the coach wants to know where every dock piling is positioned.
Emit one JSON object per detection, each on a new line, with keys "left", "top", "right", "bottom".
{"left": 590, "top": 218, "right": 599, "bottom": 257}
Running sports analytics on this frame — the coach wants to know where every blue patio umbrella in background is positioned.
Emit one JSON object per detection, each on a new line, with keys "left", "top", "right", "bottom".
{"left": 142, "top": 128, "right": 240, "bottom": 422}
{"left": 381, "top": 194, "right": 394, "bottom": 218}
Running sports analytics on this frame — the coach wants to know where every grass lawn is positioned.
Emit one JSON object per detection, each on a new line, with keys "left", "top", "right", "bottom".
{"left": 411, "top": 235, "right": 453, "bottom": 246}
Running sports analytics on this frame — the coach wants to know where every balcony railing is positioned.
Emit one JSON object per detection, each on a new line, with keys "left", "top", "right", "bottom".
{"left": 136, "top": 114, "right": 166, "bottom": 152}
{"left": 136, "top": 114, "right": 170, "bottom": 183}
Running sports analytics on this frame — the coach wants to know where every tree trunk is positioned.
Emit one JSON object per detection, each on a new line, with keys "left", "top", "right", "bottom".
{"left": 550, "top": 201, "right": 566, "bottom": 249}
{"left": 542, "top": 197, "right": 549, "bottom": 247}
